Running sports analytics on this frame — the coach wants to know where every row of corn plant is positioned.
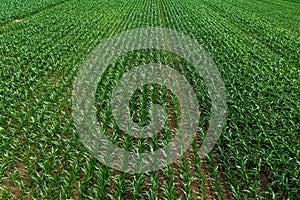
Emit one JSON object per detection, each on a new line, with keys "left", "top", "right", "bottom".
{"left": 169, "top": 0, "right": 299, "bottom": 198}
{"left": 1, "top": 0, "right": 299, "bottom": 199}
{"left": 0, "top": 0, "right": 69, "bottom": 26}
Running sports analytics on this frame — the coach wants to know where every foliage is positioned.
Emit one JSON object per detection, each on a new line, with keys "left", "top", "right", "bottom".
{"left": 0, "top": 0, "right": 299, "bottom": 199}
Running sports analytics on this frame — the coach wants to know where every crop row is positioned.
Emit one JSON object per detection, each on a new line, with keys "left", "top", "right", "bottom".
{"left": 215, "top": 0, "right": 300, "bottom": 33}
{"left": 0, "top": 0, "right": 69, "bottom": 26}
{"left": 1, "top": 0, "right": 142, "bottom": 198}
{"left": 203, "top": 0, "right": 299, "bottom": 67}
{"left": 1, "top": 0, "right": 299, "bottom": 199}
{"left": 157, "top": 0, "right": 299, "bottom": 198}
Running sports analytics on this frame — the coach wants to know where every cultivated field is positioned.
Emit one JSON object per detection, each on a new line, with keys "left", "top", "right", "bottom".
{"left": 0, "top": 0, "right": 299, "bottom": 199}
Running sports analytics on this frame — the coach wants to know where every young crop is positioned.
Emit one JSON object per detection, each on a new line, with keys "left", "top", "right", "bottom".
{"left": 0, "top": 0, "right": 299, "bottom": 199}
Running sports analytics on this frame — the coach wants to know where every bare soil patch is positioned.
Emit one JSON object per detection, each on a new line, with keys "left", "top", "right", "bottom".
{"left": 14, "top": 18, "right": 23, "bottom": 23}
{"left": 1, "top": 162, "right": 27, "bottom": 198}
{"left": 258, "top": 171, "right": 271, "bottom": 191}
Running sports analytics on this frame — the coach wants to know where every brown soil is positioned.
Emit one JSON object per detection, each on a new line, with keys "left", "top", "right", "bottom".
{"left": 1, "top": 162, "right": 27, "bottom": 198}
{"left": 258, "top": 171, "right": 271, "bottom": 191}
